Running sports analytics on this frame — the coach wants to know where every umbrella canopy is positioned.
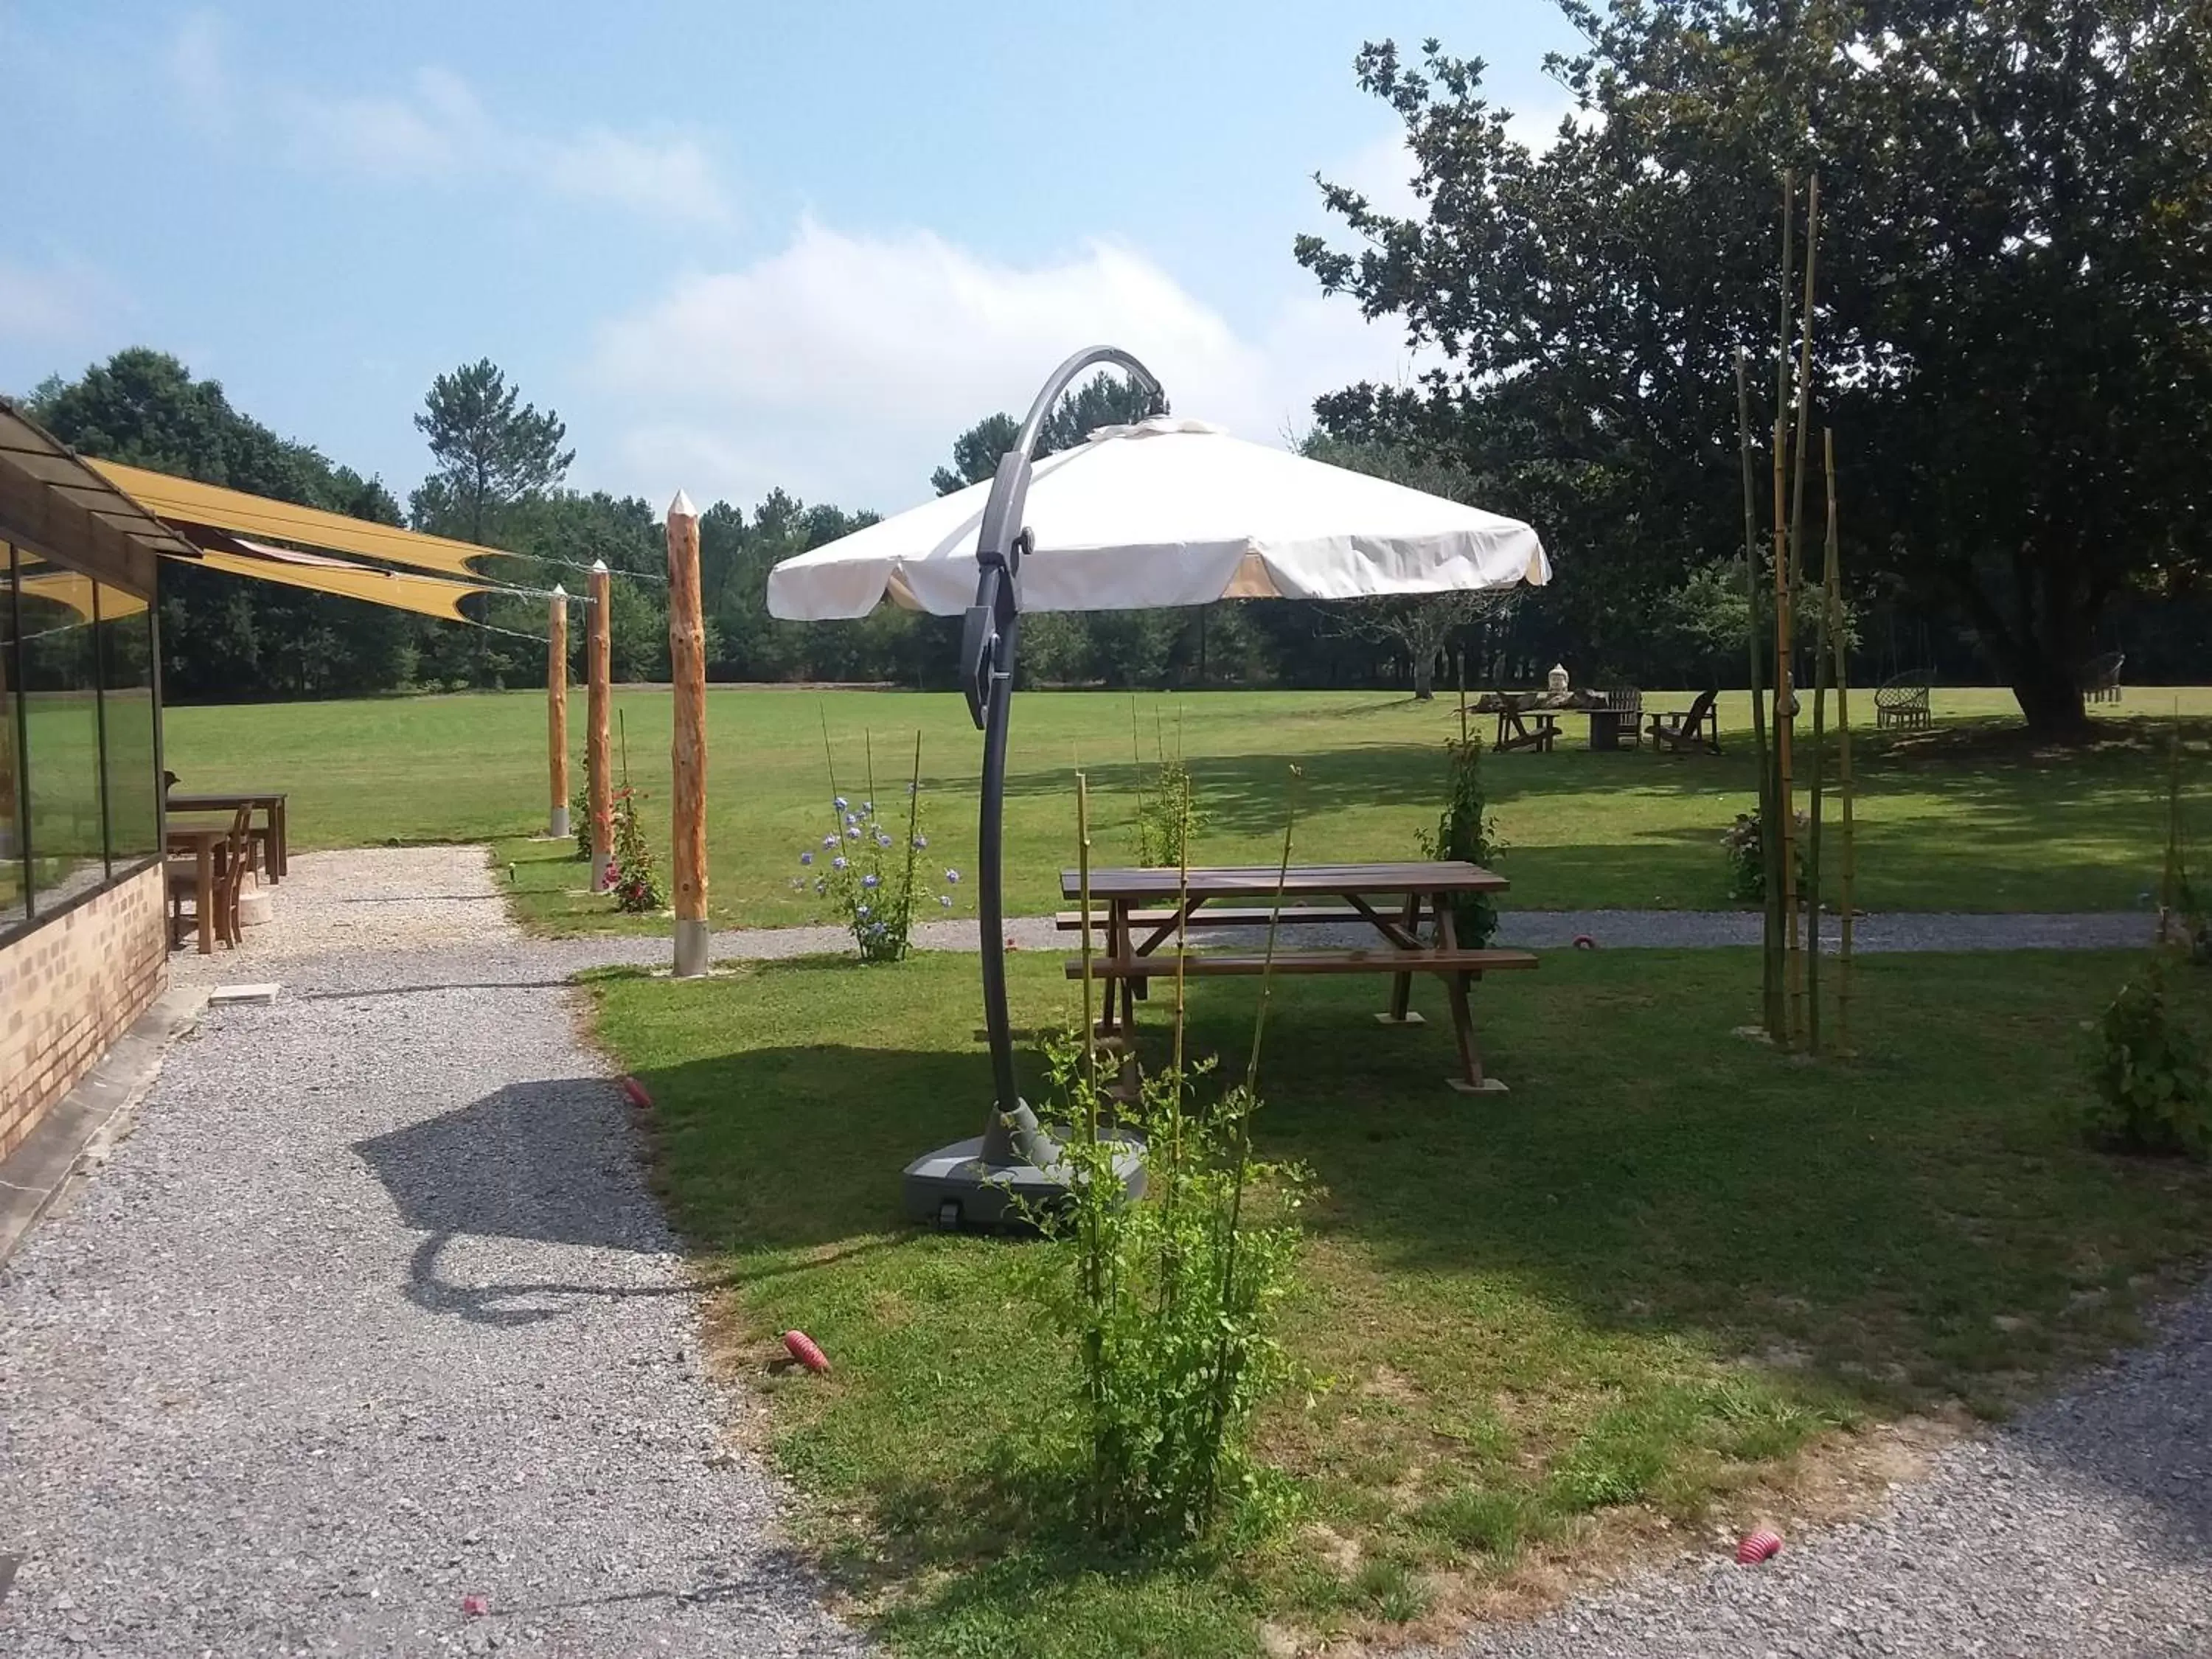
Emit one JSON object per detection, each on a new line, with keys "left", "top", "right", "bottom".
{"left": 768, "top": 418, "right": 1549, "bottom": 620}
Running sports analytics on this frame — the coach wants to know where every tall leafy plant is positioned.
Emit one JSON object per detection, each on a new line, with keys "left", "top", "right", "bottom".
{"left": 1417, "top": 732, "right": 1500, "bottom": 947}
{"left": 1034, "top": 771, "right": 1310, "bottom": 1543}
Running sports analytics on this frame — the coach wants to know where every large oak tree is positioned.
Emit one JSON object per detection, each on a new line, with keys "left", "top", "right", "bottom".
{"left": 1298, "top": 0, "right": 2212, "bottom": 735}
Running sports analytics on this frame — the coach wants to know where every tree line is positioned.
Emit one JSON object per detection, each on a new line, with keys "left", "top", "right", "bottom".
{"left": 19, "top": 0, "right": 2210, "bottom": 731}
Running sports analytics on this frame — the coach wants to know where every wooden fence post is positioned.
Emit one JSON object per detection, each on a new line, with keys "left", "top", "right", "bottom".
{"left": 547, "top": 585, "right": 569, "bottom": 840}
{"left": 588, "top": 559, "right": 613, "bottom": 892}
{"left": 667, "top": 492, "right": 709, "bottom": 976}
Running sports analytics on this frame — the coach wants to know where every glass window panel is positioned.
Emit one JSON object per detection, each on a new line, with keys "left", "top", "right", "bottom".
{"left": 0, "top": 545, "right": 24, "bottom": 931}
{"left": 17, "top": 548, "right": 105, "bottom": 914}
{"left": 97, "top": 584, "right": 159, "bottom": 864}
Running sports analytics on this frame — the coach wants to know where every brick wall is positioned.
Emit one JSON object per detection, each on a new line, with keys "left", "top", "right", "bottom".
{"left": 0, "top": 861, "right": 169, "bottom": 1163}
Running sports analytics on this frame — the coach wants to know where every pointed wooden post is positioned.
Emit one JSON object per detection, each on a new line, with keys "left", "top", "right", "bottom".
{"left": 587, "top": 558, "right": 613, "bottom": 893}
{"left": 667, "top": 491, "right": 709, "bottom": 976}
{"left": 547, "top": 585, "right": 570, "bottom": 840}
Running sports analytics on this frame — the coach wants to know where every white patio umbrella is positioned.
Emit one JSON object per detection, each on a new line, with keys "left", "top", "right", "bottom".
{"left": 767, "top": 419, "right": 1549, "bottom": 621}
{"left": 765, "top": 348, "right": 1550, "bottom": 1230}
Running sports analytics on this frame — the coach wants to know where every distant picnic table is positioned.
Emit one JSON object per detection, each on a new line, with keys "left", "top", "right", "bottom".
{"left": 1060, "top": 861, "right": 1537, "bottom": 1093}
{"left": 1472, "top": 688, "right": 1644, "bottom": 752}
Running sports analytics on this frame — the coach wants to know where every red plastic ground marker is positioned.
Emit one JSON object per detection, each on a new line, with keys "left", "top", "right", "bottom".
{"left": 1736, "top": 1528, "right": 1783, "bottom": 1564}
{"left": 621, "top": 1076, "right": 652, "bottom": 1109}
{"left": 783, "top": 1329, "right": 830, "bottom": 1373}
{"left": 462, "top": 1593, "right": 490, "bottom": 1616}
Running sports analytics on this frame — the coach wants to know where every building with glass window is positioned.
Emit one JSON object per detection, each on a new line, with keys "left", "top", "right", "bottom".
{"left": 1, "top": 400, "right": 196, "bottom": 1163}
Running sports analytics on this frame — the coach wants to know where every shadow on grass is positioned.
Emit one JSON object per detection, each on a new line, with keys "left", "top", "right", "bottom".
{"left": 1012, "top": 713, "right": 2206, "bottom": 910}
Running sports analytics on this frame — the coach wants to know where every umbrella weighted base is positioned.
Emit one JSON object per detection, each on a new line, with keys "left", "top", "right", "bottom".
{"left": 902, "top": 1116, "right": 1146, "bottom": 1233}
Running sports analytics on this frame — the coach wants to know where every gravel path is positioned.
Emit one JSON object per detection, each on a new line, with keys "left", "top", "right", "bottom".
{"left": 3, "top": 847, "right": 866, "bottom": 1658}
{"left": 557, "top": 903, "right": 2146, "bottom": 968}
{"left": 1429, "top": 1284, "right": 2212, "bottom": 1659}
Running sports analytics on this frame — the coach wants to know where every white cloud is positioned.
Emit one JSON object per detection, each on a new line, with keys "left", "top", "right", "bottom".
{"left": 584, "top": 219, "right": 1431, "bottom": 512}
{"left": 0, "top": 255, "right": 126, "bottom": 348}
{"left": 282, "top": 67, "right": 482, "bottom": 179}
{"left": 1329, "top": 129, "right": 1425, "bottom": 220}
{"left": 254, "top": 59, "right": 731, "bottom": 223}
{"left": 166, "top": 11, "right": 229, "bottom": 110}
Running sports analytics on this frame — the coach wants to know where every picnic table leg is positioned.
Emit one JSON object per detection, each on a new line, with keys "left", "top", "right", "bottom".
{"left": 1436, "top": 901, "right": 1506, "bottom": 1094}
{"left": 1377, "top": 891, "right": 1425, "bottom": 1026}
{"left": 195, "top": 841, "right": 213, "bottom": 956}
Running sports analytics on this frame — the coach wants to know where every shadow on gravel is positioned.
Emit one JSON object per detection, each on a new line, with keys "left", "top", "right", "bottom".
{"left": 353, "top": 1078, "right": 675, "bottom": 1325}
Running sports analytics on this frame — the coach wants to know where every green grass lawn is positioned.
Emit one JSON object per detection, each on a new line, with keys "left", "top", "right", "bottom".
{"left": 159, "top": 685, "right": 2212, "bottom": 930}
{"left": 585, "top": 945, "right": 2212, "bottom": 1658}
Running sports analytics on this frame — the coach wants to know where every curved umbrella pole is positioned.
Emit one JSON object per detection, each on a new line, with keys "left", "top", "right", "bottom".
{"left": 903, "top": 347, "right": 1166, "bottom": 1227}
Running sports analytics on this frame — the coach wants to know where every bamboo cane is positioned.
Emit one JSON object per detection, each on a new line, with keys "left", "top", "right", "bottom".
{"left": 1077, "top": 771, "right": 1096, "bottom": 1085}
{"left": 1829, "top": 437, "right": 1856, "bottom": 1053}
{"left": 1771, "top": 178, "right": 1798, "bottom": 1047}
{"left": 586, "top": 560, "right": 613, "bottom": 892}
{"left": 547, "top": 587, "right": 570, "bottom": 840}
{"left": 1737, "top": 349, "right": 1779, "bottom": 1037}
{"left": 667, "top": 491, "right": 708, "bottom": 976}
{"left": 1807, "top": 430, "right": 1834, "bottom": 1054}
{"left": 1784, "top": 173, "right": 1821, "bottom": 1045}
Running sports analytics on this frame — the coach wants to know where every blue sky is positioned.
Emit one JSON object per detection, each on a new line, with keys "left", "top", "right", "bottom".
{"left": 1, "top": 1, "right": 1580, "bottom": 516}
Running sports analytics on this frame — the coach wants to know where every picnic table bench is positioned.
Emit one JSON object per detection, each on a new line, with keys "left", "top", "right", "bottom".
{"left": 1061, "top": 861, "right": 1537, "bottom": 1093}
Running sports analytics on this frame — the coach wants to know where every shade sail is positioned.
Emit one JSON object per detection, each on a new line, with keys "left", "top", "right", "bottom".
{"left": 90, "top": 459, "right": 507, "bottom": 578}
{"left": 173, "top": 542, "right": 490, "bottom": 623}
{"left": 768, "top": 419, "right": 1550, "bottom": 620}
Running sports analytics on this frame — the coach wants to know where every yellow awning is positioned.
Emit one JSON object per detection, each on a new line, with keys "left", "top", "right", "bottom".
{"left": 175, "top": 545, "right": 489, "bottom": 623}
{"left": 91, "top": 458, "right": 509, "bottom": 578}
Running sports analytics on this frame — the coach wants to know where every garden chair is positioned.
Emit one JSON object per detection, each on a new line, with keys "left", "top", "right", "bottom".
{"left": 2080, "top": 650, "right": 2124, "bottom": 705}
{"left": 1875, "top": 669, "right": 1933, "bottom": 731}
{"left": 1646, "top": 688, "right": 1721, "bottom": 754}
{"left": 166, "top": 802, "right": 257, "bottom": 950}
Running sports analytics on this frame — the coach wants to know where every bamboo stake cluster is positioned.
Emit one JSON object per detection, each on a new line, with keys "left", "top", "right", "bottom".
{"left": 1745, "top": 173, "right": 1857, "bottom": 1055}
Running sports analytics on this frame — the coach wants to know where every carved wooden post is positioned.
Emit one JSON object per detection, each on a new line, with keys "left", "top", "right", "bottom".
{"left": 587, "top": 559, "right": 613, "bottom": 892}
{"left": 547, "top": 585, "right": 570, "bottom": 840}
{"left": 667, "top": 491, "right": 708, "bottom": 975}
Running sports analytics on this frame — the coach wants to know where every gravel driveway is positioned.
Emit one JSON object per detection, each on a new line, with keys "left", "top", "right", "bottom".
{"left": 1, "top": 848, "right": 866, "bottom": 1658}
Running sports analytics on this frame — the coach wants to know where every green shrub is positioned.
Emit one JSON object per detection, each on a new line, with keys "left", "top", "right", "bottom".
{"left": 2087, "top": 956, "right": 2212, "bottom": 1158}
{"left": 1722, "top": 804, "right": 1809, "bottom": 904}
{"left": 1416, "top": 735, "right": 1501, "bottom": 946}
{"left": 609, "top": 785, "right": 666, "bottom": 914}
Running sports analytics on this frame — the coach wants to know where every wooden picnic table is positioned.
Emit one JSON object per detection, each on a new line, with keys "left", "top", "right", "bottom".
{"left": 164, "top": 822, "right": 230, "bottom": 956}
{"left": 168, "top": 787, "right": 288, "bottom": 883}
{"left": 1473, "top": 689, "right": 1643, "bottom": 753}
{"left": 1060, "top": 861, "right": 1537, "bottom": 1093}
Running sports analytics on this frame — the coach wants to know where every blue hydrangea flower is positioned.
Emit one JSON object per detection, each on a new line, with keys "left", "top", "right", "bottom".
{"left": 862, "top": 872, "right": 880, "bottom": 889}
{"left": 799, "top": 851, "right": 813, "bottom": 866}
{"left": 945, "top": 869, "right": 961, "bottom": 884}
{"left": 846, "top": 826, "right": 861, "bottom": 841}
{"left": 822, "top": 834, "right": 839, "bottom": 849}
{"left": 834, "top": 796, "right": 849, "bottom": 811}
{"left": 876, "top": 832, "right": 894, "bottom": 848}
{"left": 914, "top": 835, "right": 928, "bottom": 850}
{"left": 832, "top": 855, "right": 849, "bottom": 871}
{"left": 939, "top": 894, "right": 953, "bottom": 908}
